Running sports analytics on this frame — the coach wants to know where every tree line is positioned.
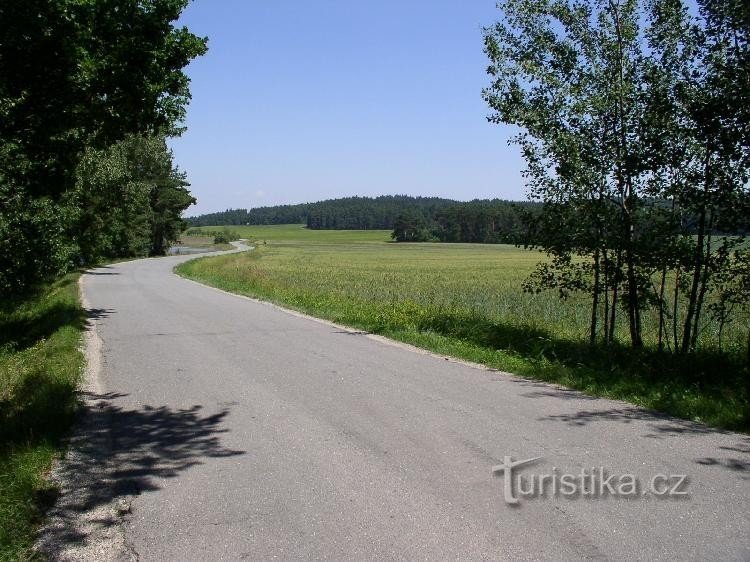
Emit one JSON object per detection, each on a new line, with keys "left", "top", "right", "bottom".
{"left": 188, "top": 196, "right": 460, "bottom": 229}
{"left": 305, "top": 196, "right": 461, "bottom": 230}
{"left": 484, "top": 0, "right": 749, "bottom": 354}
{"left": 391, "top": 200, "right": 541, "bottom": 243}
{"left": 188, "top": 204, "right": 310, "bottom": 227}
{"left": 188, "top": 195, "right": 542, "bottom": 243}
{"left": 0, "top": 0, "right": 206, "bottom": 296}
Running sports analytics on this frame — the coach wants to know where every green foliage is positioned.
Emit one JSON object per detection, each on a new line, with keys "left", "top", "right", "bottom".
{"left": 483, "top": 0, "right": 750, "bottom": 353}
{"left": 187, "top": 196, "right": 543, "bottom": 239}
{"left": 0, "top": 182, "right": 77, "bottom": 296}
{"left": 0, "top": 0, "right": 207, "bottom": 199}
{"left": 0, "top": 0, "right": 206, "bottom": 296}
{"left": 213, "top": 232, "right": 231, "bottom": 245}
{"left": 431, "top": 201, "right": 535, "bottom": 243}
{"left": 391, "top": 212, "right": 433, "bottom": 242}
{"left": 177, "top": 228, "right": 749, "bottom": 430}
{"left": 709, "top": 249, "right": 750, "bottom": 349}
{"left": 0, "top": 275, "right": 84, "bottom": 560}
{"left": 73, "top": 135, "right": 196, "bottom": 262}
{"left": 73, "top": 140, "right": 152, "bottom": 262}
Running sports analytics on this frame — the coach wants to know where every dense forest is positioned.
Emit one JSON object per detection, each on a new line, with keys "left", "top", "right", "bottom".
{"left": 187, "top": 196, "right": 457, "bottom": 228}
{"left": 392, "top": 200, "right": 541, "bottom": 243}
{"left": 188, "top": 196, "right": 542, "bottom": 243}
{"left": 304, "top": 196, "right": 459, "bottom": 230}
{"left": 0, "top": 1, "right": 205, "bottom": 296}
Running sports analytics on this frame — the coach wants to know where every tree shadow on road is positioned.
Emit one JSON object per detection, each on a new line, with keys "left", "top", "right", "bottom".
{"left": 416, "top": 310, "right": 749, "bottom": 431}
{"left": 38, "top": 392, "right": 245, "bottom": 557}
{"left": 533, "top": 403, "right": 750, "bottom": 477}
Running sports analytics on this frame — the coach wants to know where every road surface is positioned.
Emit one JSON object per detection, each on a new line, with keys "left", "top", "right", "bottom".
{"left": 41, "top": 244, "right": 750, "bottom": 561}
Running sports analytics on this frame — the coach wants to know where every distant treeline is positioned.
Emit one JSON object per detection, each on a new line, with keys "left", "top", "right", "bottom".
{"left": 187, "top": 195, "right": 542, "bottom": 243}
{"left": 392, "top": 201, "right": 541, "bottom": 243}
{"left": 188, "top": 203, "right": 310, "bottom": 227}
{"left": 187, "top": 196, "right": 457, "bottom": 229}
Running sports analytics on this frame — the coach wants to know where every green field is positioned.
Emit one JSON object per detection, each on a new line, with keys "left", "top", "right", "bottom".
{"left": 191, "top": 224, "right": 393, "bottom": 244}
{"left": 177, "top": 234, "right": 234, "bottom": 251}
{"left": 179, "top": 225, "right": 749, "bottom": 431}
{"left": 0, "top": 275, "right": 85, "bottom": 560}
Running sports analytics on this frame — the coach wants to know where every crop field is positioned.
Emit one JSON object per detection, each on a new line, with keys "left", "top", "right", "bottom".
{"left": 190, "top": 223, "right": 392, "bottom": 244}
{"left": 178, "top": 225, "right": 749, "bottom": 430}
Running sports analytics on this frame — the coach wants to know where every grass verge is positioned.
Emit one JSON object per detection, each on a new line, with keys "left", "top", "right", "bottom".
{"left": 177, "top": 241, "right": 749, "bottom": 432}
{"left": 0, "top": 274, "right": 85, "bottom": 560}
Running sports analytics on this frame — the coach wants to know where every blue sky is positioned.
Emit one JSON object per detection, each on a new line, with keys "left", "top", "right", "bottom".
{"left": 170, "top": 1, "right": 526, "bottom": 215}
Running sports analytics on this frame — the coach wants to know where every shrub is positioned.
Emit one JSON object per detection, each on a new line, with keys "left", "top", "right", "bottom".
{"left": 213, "top": 232, "right": 231, "bottom": 245}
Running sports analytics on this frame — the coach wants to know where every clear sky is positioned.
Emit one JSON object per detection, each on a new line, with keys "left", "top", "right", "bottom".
{"left": 170, "top": 1, "right": 526, "bottom": 215}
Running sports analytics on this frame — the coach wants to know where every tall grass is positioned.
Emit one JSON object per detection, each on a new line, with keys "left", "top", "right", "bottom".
{"left": 0, "top": 275, "right": 85, "bottom": 560}
{"left": 188, "top": 224, "right": 391, "bottom": 244}
{"left": 177, "top": 228, "right": 749, "bottom": 431}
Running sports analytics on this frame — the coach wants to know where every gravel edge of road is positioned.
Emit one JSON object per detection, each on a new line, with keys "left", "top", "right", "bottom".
{"left": 35, "top": 275, "right": 138, "bottom": 561}
{"left": 34, "top": 242, "right": 253, "bottom": 560}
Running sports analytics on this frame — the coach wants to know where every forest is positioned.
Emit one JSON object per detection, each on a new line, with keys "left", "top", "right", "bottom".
{"left": 187, "top": 195, "right": 457, "bottom": 228}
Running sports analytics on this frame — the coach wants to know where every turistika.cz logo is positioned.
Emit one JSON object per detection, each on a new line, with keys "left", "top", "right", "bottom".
{"left": 492, "top": 456, "right": 689, "bottom": 505}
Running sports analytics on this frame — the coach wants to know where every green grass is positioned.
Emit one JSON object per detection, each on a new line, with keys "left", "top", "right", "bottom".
{"left": 177, "top": 234, "right": 233, "bottom": 252}
{"left": 0, "top": 275, "right": 85, "bottom": 560}
{"left": 177, "top": 225, "right": 749, "bottom": 431}
{"left": 190, "top": 223, "right": 392, "bottom": 244}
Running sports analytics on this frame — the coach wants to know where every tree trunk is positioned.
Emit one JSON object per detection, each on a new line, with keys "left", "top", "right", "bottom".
{"left": 590, "top": 248, "right": 601, "bottom": 345}
{"left": 623, "top": 194, "right": 643, "bottom": 348}
{"left": 609, "top": 250, "right": 622, "bottom": 342}
{"left": 681, "top": 152, "right": 713, "bottom": 353}
{"left": 682, "top": 210, "right": 707, "bottom": 350}
{"left": 626, "top": 249, "right": 643, "bottom": 348}
{"left": 657, "top": 264, "right": 668, "bottom": 351}
{"left": 691, "top": 222, "right": 714, "bottom": 351}
{"left": 603, "top": 249, "right": 610, "bottom": 344}
{"left": 672, "top": 268, "right": 681, "bottom": 351}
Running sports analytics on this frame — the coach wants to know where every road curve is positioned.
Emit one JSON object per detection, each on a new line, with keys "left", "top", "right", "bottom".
{"left": 43, "top": 244, "right": 749, "bottom": 561}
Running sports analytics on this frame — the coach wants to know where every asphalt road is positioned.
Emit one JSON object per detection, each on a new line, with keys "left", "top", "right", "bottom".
{"left": 42, "top": 244, "right": 750, "bottom": 561}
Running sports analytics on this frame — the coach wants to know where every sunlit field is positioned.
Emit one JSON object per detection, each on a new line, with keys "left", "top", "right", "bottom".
{"left": 178, "top": 225, "right": 749, "bottom": 430}
{"left": 192, "top": 223, "right": 392, "bottom": 244}
{"left": 191, "top": 225, "right": 585, "bottom": 336}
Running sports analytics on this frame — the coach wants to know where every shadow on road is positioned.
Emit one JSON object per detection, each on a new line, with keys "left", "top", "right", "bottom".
{"left": 38, "top": 392, "right": 245, "bottom": 555}
{"left": 534, "top": 405, "right": 750, "bottom": 477}
{"left": 85, "top": 265, "right": 120, "bottom": 276}
{"left": 86, "top": 307, "right": 115, "bottom": 320}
